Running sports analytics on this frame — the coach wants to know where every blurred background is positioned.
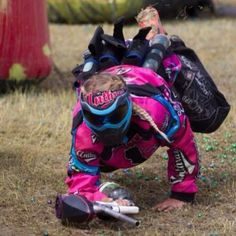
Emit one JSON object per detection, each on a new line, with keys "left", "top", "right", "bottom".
{"left": 0, "top": 0, "right": 236, "bottom": 90}
{"left": 47, "top": 0, "right": 215, "bottom": 24}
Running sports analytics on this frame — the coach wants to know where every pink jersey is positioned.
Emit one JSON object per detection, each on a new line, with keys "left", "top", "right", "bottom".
{"left": 66, "top": 61, "right": 200, "bottom": 202}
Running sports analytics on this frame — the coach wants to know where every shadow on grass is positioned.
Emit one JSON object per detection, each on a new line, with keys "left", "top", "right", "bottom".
{"left": 0, "top": 79, "right": 41, "bottom": 95}
{"left": 0, "top": 65, "right": 75, "bottom": 95}
{"left": 0, "top": 75, "right": 74, "bottom": 96}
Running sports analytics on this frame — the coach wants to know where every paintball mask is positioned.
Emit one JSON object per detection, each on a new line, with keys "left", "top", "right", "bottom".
{"left": 80, "top": 87, "right": 132, "bottom": 146}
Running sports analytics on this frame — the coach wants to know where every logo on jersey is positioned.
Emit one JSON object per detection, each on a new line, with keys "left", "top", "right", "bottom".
{"left": 83, "top": 89, "right": 125, "bottom": 109}
{"left": 77, "top": 151, "right": 98, "bottom": 162}
{"left": 170, "top": 149, "right": 196, "bottom": 184}
{"left": 116, "top": 67, "right": 131, "bottom": 75}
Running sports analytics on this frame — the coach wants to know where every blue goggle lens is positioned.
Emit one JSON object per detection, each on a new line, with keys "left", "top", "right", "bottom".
{"left": 83, "top": 103, "right": 128, "bottom": 126}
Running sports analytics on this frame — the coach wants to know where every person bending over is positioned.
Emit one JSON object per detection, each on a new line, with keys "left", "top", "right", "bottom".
{"left": 65, "top": 65, "right": 200, "bottom": 212}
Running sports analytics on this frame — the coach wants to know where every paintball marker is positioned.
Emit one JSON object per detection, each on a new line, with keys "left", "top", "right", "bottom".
{"left": 55, "top": 194, "right": 140, "bottom": 226}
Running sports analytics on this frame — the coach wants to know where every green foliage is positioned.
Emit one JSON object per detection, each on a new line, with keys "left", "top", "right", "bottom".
{"left": 47, "top": 0, "right": 144, "bottom": 23}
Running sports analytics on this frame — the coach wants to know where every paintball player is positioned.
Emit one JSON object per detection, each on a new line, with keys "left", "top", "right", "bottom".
{"left": 56, "top": 7, "right": 203, "bottom": 221}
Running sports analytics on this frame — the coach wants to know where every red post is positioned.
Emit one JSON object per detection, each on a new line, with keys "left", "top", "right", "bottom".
{"left": 0, "top": 0, "right": 53, "bottom": 80}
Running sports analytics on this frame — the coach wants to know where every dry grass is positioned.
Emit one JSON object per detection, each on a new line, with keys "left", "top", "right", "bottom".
{"left": 1, "top": 15, "right": 236, "bottom": 236}
{"left": 215, "top": 0, "right": 236, "bottom": 6}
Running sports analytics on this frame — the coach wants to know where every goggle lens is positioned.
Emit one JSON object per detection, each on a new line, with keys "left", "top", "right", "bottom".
{"left": 83, "top": 103, "right": 128, "bottom": 126}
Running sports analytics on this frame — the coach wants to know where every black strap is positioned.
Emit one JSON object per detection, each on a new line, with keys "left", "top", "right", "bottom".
{"left": 72, "top": 111, "right": 83, "bottom": 131}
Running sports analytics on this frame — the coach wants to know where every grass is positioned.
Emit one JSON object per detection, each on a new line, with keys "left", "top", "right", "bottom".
{"left": 1, "top": 15, "right": 236, "bottom": 236}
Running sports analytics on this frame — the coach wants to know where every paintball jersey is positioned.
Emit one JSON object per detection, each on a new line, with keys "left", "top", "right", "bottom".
{"left": 66, "top": 56, "right": 200, "bottom": 203}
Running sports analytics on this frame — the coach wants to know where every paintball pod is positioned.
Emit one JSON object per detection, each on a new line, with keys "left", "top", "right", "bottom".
{"left": 55, "top": 194, "right": 140, "bottom": 226}
{"left": 142, "top": 34, "right": 171, "bottom": 72}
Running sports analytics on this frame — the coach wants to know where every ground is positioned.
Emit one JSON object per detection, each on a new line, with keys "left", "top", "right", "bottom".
{"left": 0, "top": 8, "right": 236, "bottom": 236}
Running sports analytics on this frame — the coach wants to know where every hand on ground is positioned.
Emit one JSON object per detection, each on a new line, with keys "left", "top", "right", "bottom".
{"left": 114, "top": 198, "right": 131, "bottom": 206}
{"left": 153, "top": 198, "right": 187, "bottom": 212}
{"left": 101, "top": 197, "right": 113, "bottom": 202}
{"left": 101, "top": 197, "right": 131, "bottom": 206}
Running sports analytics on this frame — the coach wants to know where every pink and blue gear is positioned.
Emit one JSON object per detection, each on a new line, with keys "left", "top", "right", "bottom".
{"left": 66, "top": 55, "right": 200, "bottom": 203}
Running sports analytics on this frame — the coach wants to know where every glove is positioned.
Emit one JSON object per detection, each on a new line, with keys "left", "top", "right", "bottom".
{"left": 74, "top": 26, "right": 104, "bottom": 82}
{"left": 122, "top": 27, "right": 151, "bottom": 66}
{"left": 99, "top": 17, "right": 127, "bottom": 69}
{"left": 88, "top": 25, "right": 104, "bottom": 57}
